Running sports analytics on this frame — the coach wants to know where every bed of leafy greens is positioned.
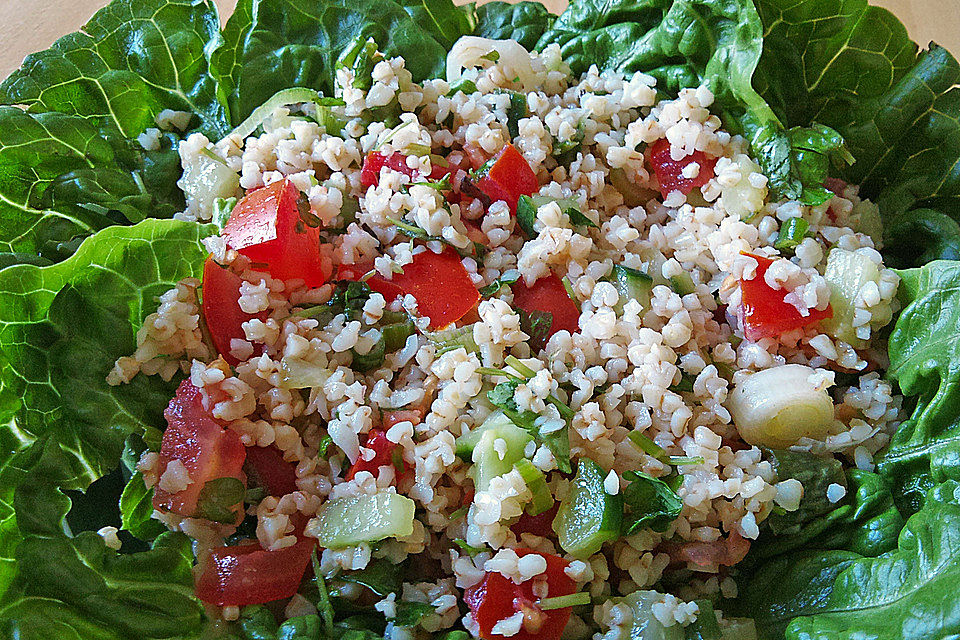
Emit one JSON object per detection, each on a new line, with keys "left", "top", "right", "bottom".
{"left": 0, "top": 0, "right": 959, "bottom": 638}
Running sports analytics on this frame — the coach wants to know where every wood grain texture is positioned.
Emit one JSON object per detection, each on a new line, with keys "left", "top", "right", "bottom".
{"left": 0, "top": 0, "right": 956, "bottom": 81}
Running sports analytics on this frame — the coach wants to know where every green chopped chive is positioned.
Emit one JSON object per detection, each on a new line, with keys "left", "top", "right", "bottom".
{"left": 476, "top": 367, "right": 524, "bottom": 379}
{"left": 538, "top": 592, "right": 591, "bottom": 610}
{"left": 450, "top": 505, "right": 469, "bottom": 521}
{"left": 667, "top": 456, "right": 705, "bottom": 466}
{"left": 405, "top": 143, "right": 431, "bottom": 156}
{"left": 775, "top": 217, "right": 810, "bottom": 253}
{"left": 627, "top": 430, "right": 666, "bottom": 459}
{"left": 562, "top": 276, "right": 581, "bottom": 311}
{"left": 504, "top": 356, "right": 537, "bottom": 379}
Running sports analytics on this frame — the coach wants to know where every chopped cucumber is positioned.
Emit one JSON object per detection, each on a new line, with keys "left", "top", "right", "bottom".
{"left": 670, "top": 272, "right": 696, "bottom": 296}
{"left": 278, "top": 358, "right": 333, "bottom": 389}
{"left": 553, "top": 458, "right": 623, "bottom": 559}
{"left": 455, "top": 411, "right": 516, "bottom": 458}
{"left": 608, "top": 265, "right": 654, "bottom": 315}
{"left": 609, "top": 168, "right": 657, "bottom": 208}
{"left": 312, "top": 493, "right": 414, "bottom": 549}
{"left": 514, "top": 458, "right": 553, "bottom": 515}
{"left": 821, "top": 248, "right": 882, "bottom": 348}
{"left": 611, "top": 591, "right": 684, "bottom": 640}
{"left": 470, "top": 421, "right": 534, "bottom": 492}
{"left": 430, "top": 324, "right": 479, "bottom": 356}
{"left": 179, "top": 150, "right": 240, "bottom": 220}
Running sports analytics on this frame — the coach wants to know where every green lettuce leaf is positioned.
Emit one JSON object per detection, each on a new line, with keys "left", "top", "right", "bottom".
{"left": 877, "top": 260, "right": 960, "bottom": 513}
{"left": 534, "top": 0, "right": 832, "bottom": 202}
{"left": 0, "top": 219, "right": 213, "bottom": 494}
{"left": 213, "top": 0, "right": 469, "bottom": 124}
{"left": 472, "top": 1, "right": 556, "bottom": 50}
{"left": 749, "top": 469, "right": 904, "bottom": 563}
{"left": 0, "top": 107, "right": 184, "bottom": 261}
{"left": 0, "top": 0, "right": 229, "bottom": 139}
{"left": 752, "top": 0, "right": 960, "bottom": 264}
{"left": 0, "top": 445, "right": 203, "bottom": 640}
{"left": 735, "top": 478, "right": 960, "bottom": 640}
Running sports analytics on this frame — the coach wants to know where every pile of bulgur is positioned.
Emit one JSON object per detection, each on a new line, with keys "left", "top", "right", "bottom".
{"left": 108, "top": 37, "right": 903, "bottom": 638}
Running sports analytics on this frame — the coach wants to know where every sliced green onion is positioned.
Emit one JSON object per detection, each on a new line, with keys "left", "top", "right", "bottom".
{"left": 670, "top": 272, "right": 696, "bottom": 296}
{"left": 317, "top": 435, "right": 334, "bottom": 458}
{"left": 279, "top": 358, "right": 333, "bottom": 389}
{"left": 775, "top": 217, "right": 810, "bottom": 253}
{"left": 292, "top": 304, "right": 326, "bottom": 318}
{"left": 376, "top": 118, "right": 417, "bottom": 151}
{"left": 515, "top": 459, "right": 553, "bottom": 516}
{"left": 538, "top": 592, "right": 591, "bottom": 610}
{"left": 546, "top": 395, "right": 575, "bottom": 421}
{"left": 627, "top": 431, "right": 666, "bottom": 459}
{"left": 447, "top": 78, "right": 478, "bottom": 97}
{"left": 313, "top": 550, "right": 335, "bottom": 636}
{"left": 516, "top": 194, "right": 538, "bottom": 237}
{"left": 386, "top": 216, "right": 431, "bottom": 240}
{"left": 450, "top": 505, "right": 469, "bottom": 521}
{"left": 667, "top": 456, "right": 704, "bottom": 466}
{"left": 429, "top": 324, "right": 479, "bottom": 355}
{"left": 198, "top": 147, "right": 229, "bottom": 165}
{"left": 504, "top": 356, "right": 536, "bottom": 379}
{"left": 562, "top": 276, "right": 581, "bottom": 311}
{"left": 229, "top": 87, "right": 333, "bottom": 141}
{"left": 453, "top": 538, "right": 484, "bottom": 556}
{"left": 405, "top": 143, "right": 431, "bottom": 156}
{"left": 476, "top": 367, "right": 523, "bottom": 380}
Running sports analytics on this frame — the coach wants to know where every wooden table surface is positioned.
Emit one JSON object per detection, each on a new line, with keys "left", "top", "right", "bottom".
{"left": 1, "top": 0, "right": 956, "bottom": 82}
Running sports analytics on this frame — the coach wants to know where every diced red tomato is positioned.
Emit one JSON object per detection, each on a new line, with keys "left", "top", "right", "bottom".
{"left": 739, "top": 253, "right": 832, "bottom": 341}
{"left": 511, "top": 273, "right": 580, "bottom": 337}
{"left": 195, "top": 538, "right": 315, "bottom": 606}
{"left": 391, "top": 248, "right": 480, "bottom": 329}
{"left": 244, "top": 445, "right": 299, "bottom": 497}
{"left": 464, "top": 549, "right": 576, "bottom": 640}
{"left": 338, "top": 248, "right": 480, "bottom": 330}
{"left": 511, "top": 503, "right": 559, "bottom": 538}
{"left": 345, "top": 429, "right": 406, "bottom": 483}
{"left": 222, "top": 179, "right": 329, "bottom": 286}
{"left": 335, "top": 261, "right": 405, "bottom": 301}
{"left": 648, "top": 138, "right": 717, "bottom": 199}
{"left": 153, "top": 380, "right": 247, "bottom": 520}
{"left": 476, "top": 144, "right": 538, "bottom": 214}
{"left": 360, "top": 151, "right": 456, "bottom": 188}
{"left": 202, "top": 257, "right": 265, "bottom": 366}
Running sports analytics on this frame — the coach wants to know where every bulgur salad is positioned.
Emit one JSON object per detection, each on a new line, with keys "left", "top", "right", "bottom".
{"left": 2, "top": 1, "right": 960, "bottom": 639}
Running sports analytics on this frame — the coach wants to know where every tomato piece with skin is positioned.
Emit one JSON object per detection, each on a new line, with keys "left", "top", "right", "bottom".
{"left": 222, "top": 179, "right": 329, "bottom": 286}
{"left": 345, "top": 429, "right": 408, "bottom": 484}
{"left": 511, "top": 273, "right": 580, "bottom": 337}
{"left": 476, "top": 144, "right": 538, "bottom": 214}
{"left": 195, "top": 538, "right": 315, "bottom": 606}
{"left": 360, "top": 151, "right": 457, "bottom": 188}
{"left": 739, "top": 253, "right": 833, "bottom": 341}
{"left": 391, "top": 248, "right": 480, "bottom": 329}
{"left": 464, "top": 549, "right": 576, "bottom": 640}
{"left": 648, "top": 138, "right": 717, "bottom": 199}
{"left": 153, "top": 380, "right": 247, "bottom": 520}
{"left": 244, "top": 445, "right": 299, "bottom": 497}
{"left": 338, "top": 249, "right": 480, "bottom": 330}
{"left": 511, "top": 503, "right": 559, "bottom": 538}
{"left": 202, "top": 257, "right": 265, "bottom": 366}
{"left": 335, "top": 261, "right": 405, "bottom": 301}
